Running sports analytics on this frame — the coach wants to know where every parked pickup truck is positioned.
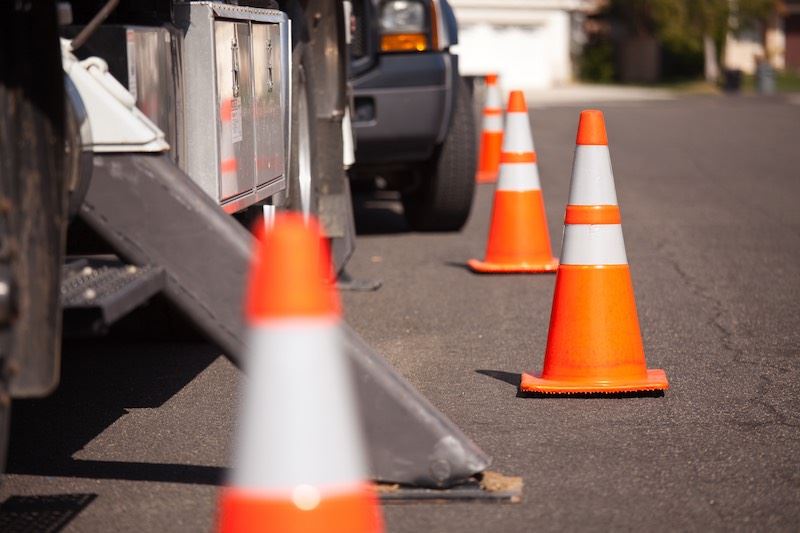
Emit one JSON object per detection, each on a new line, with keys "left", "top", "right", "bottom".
{"left": 348, "top": 0, "right": 476, "bottom": 231}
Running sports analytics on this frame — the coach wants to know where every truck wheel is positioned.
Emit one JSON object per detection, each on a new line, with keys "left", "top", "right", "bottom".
{"left": 402, "top": 77, "right": 477, "bottom": 231}
{"left": 0, "top": 0, "right": 67, "bottom": 473}
{"left": 285, "top": 43, "right": 319, "bottom": 218}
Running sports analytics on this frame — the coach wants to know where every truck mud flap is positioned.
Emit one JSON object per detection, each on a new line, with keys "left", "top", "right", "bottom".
{"left": 78, "top": 154, "right": 492, "bottom": 489}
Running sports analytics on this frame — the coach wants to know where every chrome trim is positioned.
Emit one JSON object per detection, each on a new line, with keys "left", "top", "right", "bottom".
{"left": 255, "top": 176, "right": 287, "bottom": 203}
{"left": 284, "top": 21, "right": 292, "bottom": 188}
{"left": 64, "top": 75, "right": 94, "bottom": 218}
{"left": 220, "top": 190, "right": 258, "bottom": 214}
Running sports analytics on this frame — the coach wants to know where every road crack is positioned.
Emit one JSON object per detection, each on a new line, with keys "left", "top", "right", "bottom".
{"left": 654, "top": 238, "right": 799, "bottom": 432}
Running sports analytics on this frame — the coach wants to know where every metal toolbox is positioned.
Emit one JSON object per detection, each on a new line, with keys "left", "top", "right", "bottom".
{"left": 174, "top": 2, "right": 290, "bottom": 213}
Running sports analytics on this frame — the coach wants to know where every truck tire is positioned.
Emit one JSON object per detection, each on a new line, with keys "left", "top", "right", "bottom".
{"left": 0, "top": 0, "right": 67, "bottom": 473}
{"left": 402, "top": 77, "right": 477, "bottom": 232}
{"left": 285, "top": 42, "right": 319, "bottom": 218}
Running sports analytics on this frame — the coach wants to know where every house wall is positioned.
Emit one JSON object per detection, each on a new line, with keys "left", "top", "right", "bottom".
{"left": 449, "top": 1, "right": 590, "bottom": 89}
{"left": 724, "top": 8, "right": 792, "bottom": 74}
{"left": 724, "top": 28, "right": 766, "bottom": 74}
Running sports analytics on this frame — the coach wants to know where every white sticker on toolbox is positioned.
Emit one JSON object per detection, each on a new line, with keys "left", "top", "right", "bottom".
{"left": 231, "top": 96, "right": 243, "bottom": 143}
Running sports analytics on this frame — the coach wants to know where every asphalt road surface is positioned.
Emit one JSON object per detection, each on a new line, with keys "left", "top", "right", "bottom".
{"left": 2, "top": 96, "right": 799, "bottom": 532}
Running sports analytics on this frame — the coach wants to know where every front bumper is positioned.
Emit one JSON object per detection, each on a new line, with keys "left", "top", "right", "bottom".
{"left": 351, "top": 52, "right": 456, "bottom": 165}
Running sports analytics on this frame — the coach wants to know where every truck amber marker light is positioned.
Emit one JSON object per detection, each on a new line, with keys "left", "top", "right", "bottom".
{"left": 380, "top": 33, "right": 428, "bottom": 52}
{"left": 379, "top": 0, "right": 430, "bottom": 52}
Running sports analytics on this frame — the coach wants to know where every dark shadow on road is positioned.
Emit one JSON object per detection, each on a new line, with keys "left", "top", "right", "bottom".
{"left": 7, "top": 339, "right": 223, "bottom": 486}
{"left": 17, "top": 460, "right": 226, "bottom": 486}
{"left": 476, "top": 369, "right": 521, "bottom": 387}
{"left": 0, "top": 493, "right": 97, "bottom": 532}
{"left": 352, "top": 191, "right": 410, "bottom": 235}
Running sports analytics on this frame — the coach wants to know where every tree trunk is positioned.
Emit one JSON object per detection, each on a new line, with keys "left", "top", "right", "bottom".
{"left": 704, "top": 33, "right": 720, "bottom": 82}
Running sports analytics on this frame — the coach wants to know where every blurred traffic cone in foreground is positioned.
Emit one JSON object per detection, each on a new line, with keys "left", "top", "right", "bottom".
{"left": 475, "top": 74, "right": 504, "bottom": 184}
{"left": 520, "top": 110, "right": 668, "bottom": 394}
{"left": 217, "top": 213, "right": 383, "bottom": 533}
{"left": 468, "top": 90, "right": 558, "bottom": 273}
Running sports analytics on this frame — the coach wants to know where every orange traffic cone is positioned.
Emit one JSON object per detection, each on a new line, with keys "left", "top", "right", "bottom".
{"left": 217, "top": 213, "right": 384, "bottom": 533}
{"left": 520, "top": 110, "right": 669, "bottom": 394}
{"left": 468, "top": 91, "right": 558, "bottom": 274}
{"left": 475, "top": 74, "right": 504, "bottom": 184}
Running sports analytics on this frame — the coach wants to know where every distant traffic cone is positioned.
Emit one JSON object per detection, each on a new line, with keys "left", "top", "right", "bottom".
{"left": 468, "top": 91, "right": 558, "bottom": 273}
{"left": 475, "top": 74, "right": 504, "bottom": 184}
{"left": 520, "top": 110, "right": 669, "bottom": 394}
{"left": 217, "top": 213, "right": 383, "bottom": 533}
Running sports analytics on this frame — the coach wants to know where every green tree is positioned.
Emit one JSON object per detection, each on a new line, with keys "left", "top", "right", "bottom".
{"left": 608, "top": 0, "right": 778, "bottom": 81}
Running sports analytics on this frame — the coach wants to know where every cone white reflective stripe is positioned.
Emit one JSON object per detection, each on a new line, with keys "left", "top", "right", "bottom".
{"left": 482, "top": 112, "right": 503, "bottom": 132}
{"left": 231, "top": 318, "right": 368, "bottom": 491}
{"left": 502, "top": 112, "right": 535, "bottom": 153}
{"left": 496, "top": 162, "right": 541, "bottom": 192}
{"left": 560, "top": 224, "right": 628, "bottom": 265}
{"left": 568, "top": 145, "right": 618, "bottom": 206}
{"left": 476, "top": 79, "right": 505, "bottom": 184}
{"left": 481, "top": 80, "right": 503, "bottom": 133}
{"left": 484, "top": 82, "right": 502, "bottom": 110}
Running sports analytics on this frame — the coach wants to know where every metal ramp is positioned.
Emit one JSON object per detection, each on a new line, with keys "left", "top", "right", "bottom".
{"left": 76, "top": 154, "right": 500, "bottom": 492}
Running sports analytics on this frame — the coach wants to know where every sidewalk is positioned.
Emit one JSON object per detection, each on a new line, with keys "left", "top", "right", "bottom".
{"left": 525, "top": 84, "right": 675, "bottom": 108}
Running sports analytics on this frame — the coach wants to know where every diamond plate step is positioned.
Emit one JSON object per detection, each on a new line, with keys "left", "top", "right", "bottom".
{"left": 61, "top": 259, "right": 165, "bottom": 335}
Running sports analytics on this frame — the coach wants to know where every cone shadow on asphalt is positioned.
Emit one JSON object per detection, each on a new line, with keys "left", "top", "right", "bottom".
{"left": 444, "top": 261, "right": 473, "bottom": 271}
{"left": 475, "top": 369, "right": 521, "bottom": 387}
{"left": 475, "top": 370, "right": 666, "bottom": 399}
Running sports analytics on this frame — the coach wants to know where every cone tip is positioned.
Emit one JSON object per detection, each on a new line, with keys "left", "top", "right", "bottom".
{"left": 576, "top": 109, "right": 608, "bottom": 145}
{"left": 507, "top": 90, "right": 527, "bottom": 113}
{"left": 485, "top": 73, "right": 499, "bottom": 84}
{"left": 246, "top": 213, "right": 340, "bottom": 322}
